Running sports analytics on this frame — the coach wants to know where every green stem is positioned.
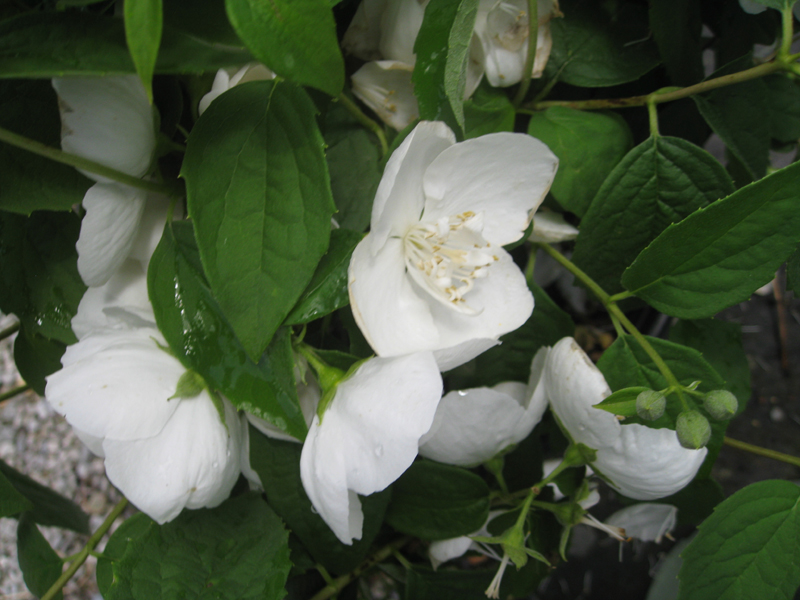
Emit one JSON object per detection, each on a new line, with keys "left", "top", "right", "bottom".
{"left": 0, "top": 126, "right": 183, "bottom": 197}
{"left": 0, "top": 320, "right": 20, "bottom": 342}
{"left": 608, "top": 290, "right": 634, "bottom": 303}
{"left": 512, "top": 0, "right": 539, "bottom": 108}
{"left": 723, "top": 436, "right": 800, "bottom": 468}
{"left": 527, "top": 61, "right": 785, "bottom": 112}
{"left": 309, "top": 537, "right": 410, "bottom": 600}
{"left": 0, "top": 384, "right": 30, "bottom": 404}
{"left": 337, "top": 93, "right": 389, "bottom": 157}
{"left": 41, "top": 498, "right": 129, "bottom": 600}
{"left": 780, "top": 5, "right": 795, "bottom": 60}
{"left": 535, "top": 243, "right": 611, "bottom": 304}
{"left": 647, "top": 97, "right": 660, "bottom": 137}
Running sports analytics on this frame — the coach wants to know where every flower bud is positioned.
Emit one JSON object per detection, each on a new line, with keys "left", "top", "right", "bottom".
{"left": 635, "top": 390, "right": 666, "bottom": 421}
{"left": 676, "top": 410, "right": 711, "bottom": 449}
{"left": 703, "top": 390, "right": 738, "bottom": 421}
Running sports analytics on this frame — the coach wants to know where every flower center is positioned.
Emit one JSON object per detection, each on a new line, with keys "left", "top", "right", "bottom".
{"left": 487, "top": 1, "right": 530, "bottom": 53}
{"left": 403, "top": 211, "right": 498, "bottom": 315}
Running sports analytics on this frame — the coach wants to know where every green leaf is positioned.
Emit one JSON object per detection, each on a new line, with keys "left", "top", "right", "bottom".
{"left": 13, "top": 325, "right": 66, "bottom": 396}
{"left": 96, "top": 512, "right": 153, "bottom": 594}
{"left": 544, "top": 0, "right": 660, "bottom": 87}
{"left": 0, "top": 460, "right": 89, "bottom": 533}
{"left": 597, "top": 334, "right": 727, "bottom": 478}
{"left": 248, "top": 425, "right": 390, "bottom": 574}
{"left": 678, "top": 480, "right": 800, "bottom": 600}
{"left": 284, "top": 229, "right": 363, "bottom": 325}
{"left": 669, "top": 319, "right": 751, "bottom": 411}
{"left": 788, "top": 244, "right": 800, "bottom": 296}
{"left": 125, "top": 0, "right": 163, "bottom": 102}
{"left": 621, "top": 161, "right": 800, "bottom": 319}
{"left": 406, "top": 568, "right": 494, "bottom": 600}
{"left": 463, "top": 85, "right": 515, "bottom": 139}
{"left": 412, "top": 0, "right": 479, "bottom": 135}
{"left": 0, "top": 468, "right": 33, "bottom": 518}
{"left": 224, "top": 0, "right": 343, "bottom": 96}
{"left": 148, "top": 220, "right": 307, "bottom": 440}
{"left": 0, "top": 12, "right": 253, "bottom": 77}
{"left": 0, "top": 80, "right": 92, "bottom": 214}
{"left": 183, "top": 80, "right": 335, "bottom": 360}
{"left": 100, "top": 493, "right": 292, "bottom": 600}
{"left": 17, "top": 514, "right": 63, "bottom": 600}
{"left": 0, "top": 211, "right": 84, "bottom": 344}
{"left": 385, "top": 460, "right": 490, "bottom": 540}
{"left": 648, "top": 0, "right": 704, "bottom": 85}
{"left": 593, "top": 386, "right": 652, "bottom": 418}
{"left": 573, "top": 136, "right": 734, "bottom": 293}
{"left": 162, "top": 0, "right": 243, "bottom": 46}
{"left": 763, "top": 74, "right": 800, "bottom": 144}
{"left": 526, "top": 107, "right": 633, "bottom": 218}
{"left": 694, "top": 59, "right": 770, "bottom": 180}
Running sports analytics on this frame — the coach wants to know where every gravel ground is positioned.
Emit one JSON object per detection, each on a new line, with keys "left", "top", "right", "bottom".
{"left": 0, "top": 314, "right": 124, "bottom": 600}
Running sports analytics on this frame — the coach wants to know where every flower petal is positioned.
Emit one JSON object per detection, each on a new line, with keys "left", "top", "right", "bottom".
{"left": 300, "top": 352, "right": 442, "bottom": 544}
{"left": 421, "top": 133, "right": 558, "bottom": 246}
{"left": 103, "top": 394, "right": 242, "bottom": 523}
{"left": 76, "top": 182, "right": 147, "bottom": 287}
{"left": 342, "top": 0, "right": 390, "bottom": 60}
{"left": 529, "top": 211, "right": 579, "bottom": 243}
{"left": 378, "top": 0, "right": 427, "bottom": 64}
{"left": 545, "top": 337, "right": 621, "bottom": 450}
{"left": 429, "top": 537, "right": 474, "bottom": 569}
{"left": 352, "top": 61, "right": 419, "bottom": 131}
{"left": 45, "top": 328, "right": 184, "bottom": 441}
{"left": 349, "top": 236, "right": 440, "bottom": 357}
{"left": 594, "top": 424, "right": 707, "bottom": 500}
{"left": 433, "top": 338, "right": 499, "bottom": 372}
{"left": 52, "top": 75, "right": 155, "bottom": 180}
{"left": 605, "top": 503, "right": 678, "bottom": 543}
{"left": 127, "top": 194, "right": 173, "bottom": 270}
{"left": 369, "top": 122, "right": 455, "bottom": 254}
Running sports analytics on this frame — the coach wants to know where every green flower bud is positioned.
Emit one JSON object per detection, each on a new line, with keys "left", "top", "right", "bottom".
{"left": 703, "top": 390, "right": 738, "bottom": 421}
{"left": 635, "top": 390, "right": 666, "bottom": 421}
{"left": 676, "top": 410, "right": 711, "bottom": 449}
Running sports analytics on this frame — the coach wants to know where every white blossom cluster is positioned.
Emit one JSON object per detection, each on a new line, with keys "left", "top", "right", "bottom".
{"left": 43, "top": 2, "right": 705, "bottom": 561}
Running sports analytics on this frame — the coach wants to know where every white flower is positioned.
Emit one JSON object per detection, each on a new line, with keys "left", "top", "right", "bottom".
{"left": 529, "top": 211, "right": 579, "bottom": 244}
{"left": 198, "top": 63, "right": 276, "bottom": 115}
{"left": 605, "top": 503, "right": 678, "bottom": 543}
{"left": 299, "top": 352, "right": 443, "bottom": 545}
{"left": 348, "top": 121, "right": 558, "bottom": 371}
{"left": 351, "top": 61, "right": 420, "bottom": 131}
{"left": 545, "top": 337, "right": 707, "bottom": 500}
{"left": 45, "top": 264, "right": 242, "bottom": 524}
{"left": 419, "top": 350, "right": 548, "bottom": 465}
{"left": 53, "top": 75, "right": 160, "bottom": 287}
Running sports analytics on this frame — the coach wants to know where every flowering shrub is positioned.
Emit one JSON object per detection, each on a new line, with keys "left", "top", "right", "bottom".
{"left": 1, "top": 0, "right": 800, "bottom": 598}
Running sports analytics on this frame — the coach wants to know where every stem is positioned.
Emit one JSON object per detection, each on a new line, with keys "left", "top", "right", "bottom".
{"left": 647, "top": 97, "right": 660, "bottom": 137}
{"left": 724, "top": 436, "right": 800, "bottom": 468}
{"left": 309, "top": 537, "right": 410, "bottom": 600}
{"left": 0, "top": 320, "right": 20, "bottom": 342}
{"left": 780, "top": 5, "right": 795, "bottom": 60}
{"left": 337, "top": 93, "right": 389, "bottom": 157}
{"left": 535, "top": 243, "right": 611, "bottom": 304}
{"left": 608, "top": 291, "right": 634, "bottom": 303}
{"left": 41, "top": 498, "right": 129, "bottom": 600}
{"left": 527, "top": 61, "right": 785, "bottom": 112}
{"left": 0, "top": 384, "right": 30, "bottom": 404}
{"left": 0, "top": 126, "right": 183, "bottom": 197}
{"left": 512, "top": 0, "right": 539, "bottom": 108}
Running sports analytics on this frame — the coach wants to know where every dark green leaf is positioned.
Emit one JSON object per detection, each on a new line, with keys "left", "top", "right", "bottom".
{"left": 573, "top": 136, "right": 734, "bottom": 293}
{"left": 224, "top": 0, "right": 343, "bottom": 96}
{"left": 285, "top": 229, "right": 363, "bottom": 325}
{"left": 0, "top": 460, "right": 89, "bottom": 533}
{"left": 148, "top": 220, "right": 307, "bottom": 440}
{"left": 315, "top": 349, "right": 362, "bottom": 373}
{"left": 0, "top": 80, "right": 92, "bottom": 215}
{"left": 669, "top": 319, "right": 751, "bottom": 411}
{"left": 678, "top": 480, "right": 800, "bottom": 600}
{"left": 17, "top": 514, "right": 63, "bottom": 600}
{"left": 526, "top": 107, "right": 633, "bottom": 218}
{"left": 385, "top": 460, "right": 490, "bottom": 540}
{"left": 594, "top": 386, "right": 651, "bottom": 418}
{"left": 183, "top": 80, "right": 335, "bottom": 360}
{"left": 787, "top": 244, "right": 800, "bottom": 296}
{"left": 100, "top": 493, "right": 292, "bottom": 600}
{"left": 694, "top": 59, "right": 770, "bottom": 180}
{"left": 648, "top": 0, "right": 704, "bottom": 85}
{"left": 125, "top": 0, "right": 163, "bottom": 101}
{"left": 0, "top": 468, "right": 33, "bottom": 518}
{"left": 406, "top": 568, "right": 494, "bottom": 600}
{"left": 661, "top": 477, "right": 725, "bottom": 528}
{"left": 13, "top": 325, "right": 66, "bottom": 396}
{"left": 0, "top": 211, "right": 84, "bottom": 344}
{"left": 0, "top": 12, "right": 253, "bottom": 77}
{"left": 763, "top": 74, "right": 800, "bottom": 144}
{"left": 162, "top": 0, "right": 243, "bottom": 46}
{"left": 621, "top": 161, "right": 800, "bottom": 319}
{"left": 96, "top": 512, "right": 153, "bottom": 594}
{"left": 597, "top": 335, "right": 726, "bottom": 478}
{"left": 248, "top": 425, "right": 390, "bottom": 574}
{"left": 544, "top": 0, "right": 660, "bottom": 87}
{"left": 463, "top": 85, "right": 515, "bottom": 139}
{"left": 413, "top": 0, "right": 479, "bottom": 135}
